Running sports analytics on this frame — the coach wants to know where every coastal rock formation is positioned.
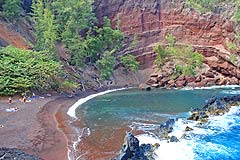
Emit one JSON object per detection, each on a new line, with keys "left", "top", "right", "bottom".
{"left": 0, "top": 148, "right": 42, "bottom": 160}
{"left": 94, "top": 0, "right": 240, "bottom": 88}
{"left": 117, "top": 132, "right": 157, "bottom": 160}
{"left": 156, "top": 118, "right": 176, "bottom": 139}
{"left": 169, "top": 136, "right": 179, "bottom": 142}
{"left": 185, "top": 126, "right": 194, "bottom": 132}
{"left": 188, "top": 95, "right": 240, "bottom": 122}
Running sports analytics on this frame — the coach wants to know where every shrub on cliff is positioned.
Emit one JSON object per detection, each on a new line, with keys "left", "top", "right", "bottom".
{"left": 154, "top": 34, "right": 204, "bottom": 76}
{"left": 185, "top": 0, "right": 226, "bottom": 13}
{"left": 0, "top": 46, "right": 61, "bottom": 96}
{"left": 154, "top": 44, "right": 171, "bottom": 68}
{"left": 2, "top": 0, "right": 22, "bottom": 19}
{"left": 96, "top": 51, "right": 116, "bottom": 80}
{"left": 120, "top": 55, "right": 140, "bottom": 72}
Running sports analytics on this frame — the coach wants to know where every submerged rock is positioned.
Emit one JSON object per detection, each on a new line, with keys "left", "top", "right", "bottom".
{"left": 117, "top": 133, "right": 156, "bottom": 160}
{"left": 0, "top": 148, "right": 42, "bottom": 160}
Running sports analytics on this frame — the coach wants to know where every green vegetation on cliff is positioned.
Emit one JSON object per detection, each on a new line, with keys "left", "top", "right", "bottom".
{"left": 32, "top": 0, "right": 57, "bottom": 55}
{"left": 0, "top": 46, "right": 61, "bottom": 95}
{"left": 120, "top": 55, "right": 140, "bottom": 72}
{"left": 185, "top": 0, "right": 240, "bottom": 23}
{"left": 0, "top": 0, "right": 139, "bottom": 95}
{"left": 1, "top": 0, "right": 22, "bottom": 19}
{"left": 185, "top": 0, "right": 225, "bottom": 13}
{"left": 154, "top": 34, "right": 204, "bottom": 76}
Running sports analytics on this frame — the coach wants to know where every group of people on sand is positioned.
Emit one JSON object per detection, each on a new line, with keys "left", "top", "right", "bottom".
{"left": 6, "top": 96, "right": 27, "bottom": 113}
{"left": 8, "top": 96, "right": 27, "bottom": 104}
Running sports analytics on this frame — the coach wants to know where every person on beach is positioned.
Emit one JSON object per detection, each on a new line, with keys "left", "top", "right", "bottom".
{"left": 8, "top": 97, "right": 12, "bottom": 104}
{"left": 23, "top": 96, "right": 27, "bottom": 103}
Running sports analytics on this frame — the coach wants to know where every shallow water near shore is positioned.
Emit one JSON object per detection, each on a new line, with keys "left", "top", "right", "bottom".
{"left": 70, "top": 86, "right": 240, "bottom": 160}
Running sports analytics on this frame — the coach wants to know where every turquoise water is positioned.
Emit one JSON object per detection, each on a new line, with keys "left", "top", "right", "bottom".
{"left": 75, "top": 87, "right": 240, "bottom": 160}
{"left": 76, "top": 88, "right": 235, "bottom": 128}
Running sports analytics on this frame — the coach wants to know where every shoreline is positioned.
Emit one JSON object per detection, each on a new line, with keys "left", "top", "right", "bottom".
{"left": 0, "top": 85, "right": 239, "bottom": 160}
{"left": 0, "top": 86, "right": 128, "bottom": 160}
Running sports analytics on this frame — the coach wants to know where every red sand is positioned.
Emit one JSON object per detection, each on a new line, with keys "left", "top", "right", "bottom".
{"left": 0, "top": 90, "right": 130, "bottom": 160}
{"left": 0, "top": 96, "right": 78, "bottom": 160}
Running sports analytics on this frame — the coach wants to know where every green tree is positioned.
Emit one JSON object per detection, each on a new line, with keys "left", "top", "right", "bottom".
{"left": 32, "top": 0, "right": 57, "bottom": 56}
{"left": 120, "top": 55, "right": 139, "bottom": 71}
{"left": 2, "top": 0, "right": 22, "bottom": 19}
{"left": 52, "top": 0, "right": 96, "bottom": 43}
{"left": 165, "top": 33, "right": 176, "bottom": 46}
{"left": 154, "top": 44, "right": 169, "bottom": 68}
{"left": 96, "top": 51, "right": 116, "bottom": 80}
{"left": 71, "top": 17, "right": 124, "bottom": 67}
{"left": 0, "top": 46, "right": 61, "bottom": 95}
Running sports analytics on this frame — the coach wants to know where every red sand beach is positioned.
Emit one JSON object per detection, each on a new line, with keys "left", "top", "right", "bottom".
{"left": 0, "top": 95, "right": 78, "bottom": 160}
{"left": 0, "top": 89, "right": 127, "bottom": 160}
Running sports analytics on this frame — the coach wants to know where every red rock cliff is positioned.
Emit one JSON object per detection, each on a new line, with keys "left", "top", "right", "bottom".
{"left": 95, "top": 0, "right": 240, "bottom": 87}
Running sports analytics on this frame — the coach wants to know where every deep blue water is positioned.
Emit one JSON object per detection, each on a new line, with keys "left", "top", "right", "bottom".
{"left": 75, "top": 86, "right": 240, "bottom": 160}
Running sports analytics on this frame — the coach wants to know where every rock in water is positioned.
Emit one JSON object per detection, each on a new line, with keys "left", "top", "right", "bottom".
{"left": 169, "top": 136, "right": 180, "bottom": 142}
{"left": 117, "top": 133, "right": 156, "bottom": 160}
{"left": 0, "top": 148, "right": 42, "bottom": 160}
{"left": 157, "top": 118, "right": 176, "bottom": 139}
{"left": 185, "top": 126, "right": 194, "bottom": 131}
{"left": 188, "top": 95, "right": 240, "bottom": 122}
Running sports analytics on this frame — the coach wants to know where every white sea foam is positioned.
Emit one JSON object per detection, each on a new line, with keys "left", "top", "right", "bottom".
{"left": 221, "top": 90, "right": 240, "bottom": 95}
{"left": 136, "top": 106, "right": 240, "bottom": 160}
{"left": 67, "top": 88, "right": 127, "bottom": 160}
{"left": 67, "top": 88, "right": 127, "bottom": 118}
{"left": 130, "top": 122, "right": 160, "bottom": 131}
{"left": 182, "top": 85, "right": 240, "bottom": 90}
{"left": 137, "top": 134, "right": 195, "bottom": 160}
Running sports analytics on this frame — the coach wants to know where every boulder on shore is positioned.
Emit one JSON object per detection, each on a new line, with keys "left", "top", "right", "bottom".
{"left": 139, "top": 83, "right": 151, "bottom": 91}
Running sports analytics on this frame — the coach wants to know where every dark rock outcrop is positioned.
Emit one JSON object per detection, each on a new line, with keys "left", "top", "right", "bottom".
{"left": 169, "top": 136, "right": 179, "bottom": 142}
{"left": 117, "top": 133, "right": 157, "bottom": 160}
{"left": 188, "top": 95, "right": 240, "bottom": 122}
{"left": 157, "top": 118, "right": 176, "bottom": 139}
{"left": 185, "top": 126, "right": 194, "bottom": 132}
{"left": 0, "top": 148, "right": 42, "bottom": 160}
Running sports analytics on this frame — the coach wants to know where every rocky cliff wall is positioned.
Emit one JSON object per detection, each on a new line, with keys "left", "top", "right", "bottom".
{"left": 95, "top": 0, "right": 240, "bottom": 87}
{"left": 95, "top": 0, "right": 234, "bottom": 52}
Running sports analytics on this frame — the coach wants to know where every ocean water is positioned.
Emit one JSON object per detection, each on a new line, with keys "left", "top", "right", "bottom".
{"left": 71, "top": 86, "right": 240, "bottom": 160}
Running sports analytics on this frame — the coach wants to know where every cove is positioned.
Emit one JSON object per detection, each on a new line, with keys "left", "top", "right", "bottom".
{"left": 71, "top": 86, "right": 240, "bottom": 159}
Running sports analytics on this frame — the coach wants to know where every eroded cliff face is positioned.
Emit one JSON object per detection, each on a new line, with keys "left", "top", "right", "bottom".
{"left": 0, "top": 17, "right": 34, "bottom": 49}
{"left": 95, "top": 0, "right": 240, "bottom": 87}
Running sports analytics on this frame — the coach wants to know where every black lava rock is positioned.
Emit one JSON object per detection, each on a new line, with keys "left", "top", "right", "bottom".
{"left": 118, "top": 133, "right": 155, "bottom": 160}
{"left": 0, "top": 148, "right": 42, "bottom": 160}
{"left": 170, "top": 136, "right": 179, "bottom": 142}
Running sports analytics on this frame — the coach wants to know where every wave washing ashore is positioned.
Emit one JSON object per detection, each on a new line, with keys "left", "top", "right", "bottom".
{"left": 67, "top": 88, "right": 127, "bottom": 119}
{"left": 67, "top": 85, "right": 240, "bottom": 160}
{"left": 67, "top": 88, "right": 128, "bottom": 160}
{"left": 120, "top": 91, "right": 240, "bottom": 160}
{"left": 136, "top": 106, "right": 240, "bottom": 160}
